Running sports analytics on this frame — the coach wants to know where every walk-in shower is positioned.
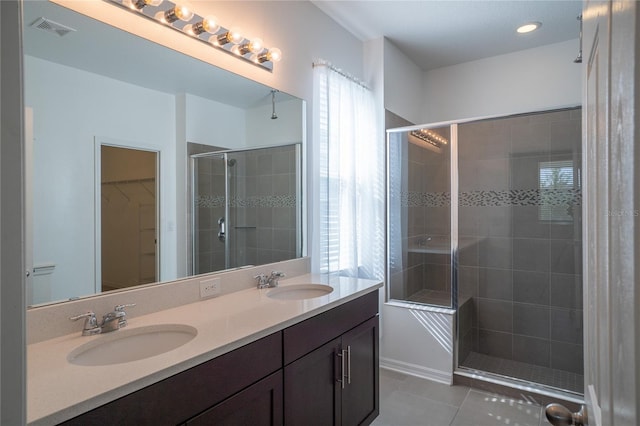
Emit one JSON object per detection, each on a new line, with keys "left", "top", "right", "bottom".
{"left": 387, "top": 108, "right": 583, "bottom": 397}
{"left": 190, "top": 143, "right": 301, "bottom": 275}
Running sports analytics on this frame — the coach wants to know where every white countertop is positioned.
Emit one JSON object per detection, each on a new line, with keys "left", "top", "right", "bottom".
{"left": 27, "top": 274, "right": 382, "bottom": 425}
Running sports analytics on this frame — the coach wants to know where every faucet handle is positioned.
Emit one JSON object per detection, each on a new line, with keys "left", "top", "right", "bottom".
{"left": 254, "top": 274, "right": 269, "bottom": 288}
{"left": 268, "top": 271, "right": 286, "bottom": 287}
{"left": 69, "top": 312, "right": 101, "bottom": 336}
{"left": 114, "top": 303, "right": 136, "bottom": 312}
{"left": 112, "top": 304, "right": 136, "bottom": 329}
{"left": 69, "top": 311, "right": 96, "bottom": 322}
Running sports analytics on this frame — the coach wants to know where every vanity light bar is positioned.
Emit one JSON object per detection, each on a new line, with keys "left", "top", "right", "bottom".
{"left": 410, "top": 129, "right": 448, "bottom": 147}
{"left": 105, "top": 0, "right": 282, "bottom": 71}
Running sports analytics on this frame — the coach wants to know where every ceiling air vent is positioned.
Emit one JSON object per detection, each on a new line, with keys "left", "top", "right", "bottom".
{"left": 30, "top": 17, "right": 77, "bottom": 37}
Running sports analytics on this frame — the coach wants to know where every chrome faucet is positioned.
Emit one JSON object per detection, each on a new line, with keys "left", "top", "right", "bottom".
{"left": 254, "top": 271, "right": 286, "bottom": 289}
{"left": 69, "top": 311, "right": 101, "bottom": 336}
{"left": 268, "top": 271, "right": 285, "bottom": 287}
{"left": 70, "top": 304, "right": 136, "bottom": 336}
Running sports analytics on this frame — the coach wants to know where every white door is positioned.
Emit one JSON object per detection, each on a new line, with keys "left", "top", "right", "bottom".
{"left": 582, "top": 1, "right": 638, "bottom": 425}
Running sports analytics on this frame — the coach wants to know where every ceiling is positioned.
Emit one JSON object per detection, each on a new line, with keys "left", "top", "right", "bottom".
{"left": 23, "top": 0, "right": 583, "bottom": 101}
{"left": 312, "top": 0, "right": 583, "bottom": 71}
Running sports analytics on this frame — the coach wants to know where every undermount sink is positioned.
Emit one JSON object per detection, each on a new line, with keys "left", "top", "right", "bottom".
{"left": 266, "top": 284, "right": 334, "bottom": 300}
{"left": 67, "top": 324, "right": 197, "bottom": 366}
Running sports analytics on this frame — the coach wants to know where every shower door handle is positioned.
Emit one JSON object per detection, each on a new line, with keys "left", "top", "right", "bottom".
{"left": 217, "top": 217, "right": 226, "bottom": 242}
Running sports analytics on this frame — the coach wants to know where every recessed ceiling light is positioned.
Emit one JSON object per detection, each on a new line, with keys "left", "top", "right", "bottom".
{"left": 517, "top": 22, "right": 542, "bottom": 34}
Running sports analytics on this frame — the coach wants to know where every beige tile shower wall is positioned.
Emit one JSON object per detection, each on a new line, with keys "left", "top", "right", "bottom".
{"left": 457, "top": 108, "right": 583, "bottom": 375}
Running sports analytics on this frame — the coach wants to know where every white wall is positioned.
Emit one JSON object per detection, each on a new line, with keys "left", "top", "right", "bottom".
{"left": 184, "top": 93, "right": 245, "bottom": 149}
{"left": 25, "top": 55, "right": 177, "bottom": 303}
{"left": 381, "top": 305, "right": 455, "bottom": 384}
{"left": 245, "top": 99, "right": 304, "bottom": 148}
{"left": 383, "top": 38, "right": 424, "bottom": 125}
{"left": 422, "top": 39, "right": 582, "bottom": 123}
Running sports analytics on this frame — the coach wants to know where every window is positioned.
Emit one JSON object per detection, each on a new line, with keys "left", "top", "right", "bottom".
{"left": 312, "top": 62, "right": 384, "bottom": 280}
{"left": 538, "top": 159, "right": 576, "bottom": 222}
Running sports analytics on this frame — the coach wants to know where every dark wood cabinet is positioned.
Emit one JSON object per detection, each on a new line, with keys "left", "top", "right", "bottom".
{"left": 185, "top": 371, "right": 283, "bottom": 426}
{"left": 341, "top": 316, "right": 379, "bottom": 426}
{"left": 283, "top": 292, "right": 379, "bottom": 426}
{"left": 284, "top": 337, "right": 342, "bottom": 425}
{"left": 59, "top": 290, "right": 379, "bottom": 426}
{"left": 60, "top": 333, "right": 282, "bottom": 426}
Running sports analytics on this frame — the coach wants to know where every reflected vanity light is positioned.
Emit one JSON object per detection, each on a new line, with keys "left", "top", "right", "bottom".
{"left": 111, "top": 0, "right": 281, "bottom": 71}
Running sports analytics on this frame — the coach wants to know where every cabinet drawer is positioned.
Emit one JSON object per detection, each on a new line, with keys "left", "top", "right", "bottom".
{"left": 61, "top": 332, "right": 282, "bottom": 426}
{"left": 283, "top": 290, "right": 378, "bottom": 365}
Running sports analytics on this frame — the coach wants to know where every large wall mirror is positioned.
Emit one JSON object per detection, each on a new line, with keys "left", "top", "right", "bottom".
{"left": 23, "top": 1, "right": 305, "bottom": 307}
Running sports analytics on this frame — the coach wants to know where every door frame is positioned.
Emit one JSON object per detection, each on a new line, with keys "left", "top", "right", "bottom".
{"left": 94, "top": 137, "right": 161, "bottom": 293}
{"left": 582, "top": 0, "right": 639, "bottom": 424}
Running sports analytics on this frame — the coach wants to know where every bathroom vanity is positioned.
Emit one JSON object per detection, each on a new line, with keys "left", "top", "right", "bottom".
{"left": 27, "top": 267, "right": 381, "bottom": 425}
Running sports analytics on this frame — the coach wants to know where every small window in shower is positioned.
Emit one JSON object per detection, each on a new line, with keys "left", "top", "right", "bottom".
{"left": 538, "top": 159, "right": 577, "bottom": 222}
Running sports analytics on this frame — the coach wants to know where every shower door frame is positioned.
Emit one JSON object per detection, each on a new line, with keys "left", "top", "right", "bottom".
{"left": 386, "top": 107, "right": 584, "bottom": 400}
{"left": 189, "top": 152, "right": 230, "bottom": 275}
{"left": 384, "top": 122, "right": 460, "bottom": 312}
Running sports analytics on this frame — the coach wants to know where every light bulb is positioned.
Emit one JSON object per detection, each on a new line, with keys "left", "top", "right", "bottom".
{"left": 233, "top": 38, "right": 264, "bottom": 56}
{"left": 254, "top": 47, "right": 282, "bottom": 64}
{"left": 216, "top": 27, "right": 244, "bottom": 46}
{"left": 130, "top": 0, "right": 163, "bottom": 9}
{"left": 517, "top": 22, "right": 541, "bottom": 34}
{"left": 229, "top": 28, "right": 244, "bottom": 44}
{"left": 184, "top": 16, "right": 219, "bottom": 36}
{"left": 162, "top": 4, "right": 194, "bottom": 24}
{"left": 247, "top": 38, "right": 263, "bottom": 53}
{"left": 267, "top": 48, "right": 282, "bottom": 62}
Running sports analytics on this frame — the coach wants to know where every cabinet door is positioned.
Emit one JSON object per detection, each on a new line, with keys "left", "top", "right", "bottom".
{"left": 284, "top": 337, "right": 341, "bottom": 426}
{"left": 341, "top": 316, "right": 379, "bottom": 426}
{"left": 186, "top": 371, "right": 283, "bottom": 426}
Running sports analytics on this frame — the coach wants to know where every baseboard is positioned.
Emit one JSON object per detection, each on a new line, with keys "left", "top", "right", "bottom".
{"left": 380, "top": 357, "right": 452, "bottom": 385}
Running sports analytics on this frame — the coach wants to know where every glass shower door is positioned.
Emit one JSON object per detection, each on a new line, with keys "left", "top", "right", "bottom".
{"left": 192, "top": 153, "right": 228, "bottom": 275}
{"left": 191, "top": 143, "right": 301, "bottom": 275}
{"left": 387, "top": 126, "right": 453, "bottom": 308}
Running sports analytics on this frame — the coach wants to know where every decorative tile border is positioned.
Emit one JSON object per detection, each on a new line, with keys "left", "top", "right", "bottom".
{"left": 197, "top": 194, "right": 297, "bottom": 208}
{"left": 402, "top": 189, "right": 582, "bottom": 207}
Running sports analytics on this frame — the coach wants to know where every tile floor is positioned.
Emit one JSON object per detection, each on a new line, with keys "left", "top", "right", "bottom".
{"left": 373, "top": 368, "right": 553, "bottom": 426}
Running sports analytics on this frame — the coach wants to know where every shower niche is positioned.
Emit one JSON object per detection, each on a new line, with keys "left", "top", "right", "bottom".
{"left": 387, "top": 107, "right": 583, "bottom": 397}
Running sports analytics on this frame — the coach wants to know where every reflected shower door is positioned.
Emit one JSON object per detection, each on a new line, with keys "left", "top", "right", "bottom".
{"left": 192, "top": 153, "right": 228, "bottom": 275}
{"left": 191, "top": 144, "right": 300, "bottom": 275}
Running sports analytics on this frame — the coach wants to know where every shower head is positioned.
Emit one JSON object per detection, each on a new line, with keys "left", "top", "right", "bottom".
{"left": 227, "top": 158, "right": 237, "bottom": 167}
{"left": 271, "top": 89, "right": 278, "bottom": 120}
{"left": 574, "top": 15, "right": 583, "bottom": 64}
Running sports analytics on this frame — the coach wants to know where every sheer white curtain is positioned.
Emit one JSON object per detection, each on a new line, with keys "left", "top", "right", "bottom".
{"left": 311, "top": 61, "right": 384, "bottom": 280}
